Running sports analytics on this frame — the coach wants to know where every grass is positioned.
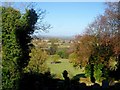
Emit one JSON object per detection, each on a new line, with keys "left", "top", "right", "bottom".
{"left": 45, "top": 57, "right": 105, "bottom": 86}
{"left": 46, "top": 58, "right": 85, "bottom": 79}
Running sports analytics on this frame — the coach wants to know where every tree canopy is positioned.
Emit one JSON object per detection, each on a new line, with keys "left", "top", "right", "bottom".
{"left": 70, "top": 2, "right": 120, "bottom": 81}
{"left": 2, "top": 6, "right": 50, "bottom": 90}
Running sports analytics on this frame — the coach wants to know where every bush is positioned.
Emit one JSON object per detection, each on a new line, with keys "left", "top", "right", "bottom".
{"left": 85, "top": 63, "right": 104, "bottom": 81}
{"left": 57, "top": 49, "right": 69, "bottom": 59}
{"left": 85, "top": 64, "right": 92, "bottom": 77}
{"left": 24, "top": 48, "right": 49, "bottom": 74}
{"left": 49, "top": 42, "right": 58, "bottom": 55}
{"left": 51, "top": 54, "right": 61, "bottom": 63}
{"left": 69, "top": 53, "right": 77, "bottom": 63}
{"left": 94, "top": 64, "right": 104, "bottom": 81}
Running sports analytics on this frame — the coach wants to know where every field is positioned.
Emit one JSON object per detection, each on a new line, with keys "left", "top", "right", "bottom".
{"left": 46, "top": 58, "right": 85, "bottom": 79}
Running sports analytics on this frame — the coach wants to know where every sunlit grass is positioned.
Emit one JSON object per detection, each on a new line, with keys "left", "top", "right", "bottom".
{"left": 46, "top": 58, "right": 84, "bottom": 79}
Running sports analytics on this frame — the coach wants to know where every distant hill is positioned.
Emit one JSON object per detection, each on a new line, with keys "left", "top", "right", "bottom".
{"left": 32, "top": 35, "right": 75, "bottom": 40}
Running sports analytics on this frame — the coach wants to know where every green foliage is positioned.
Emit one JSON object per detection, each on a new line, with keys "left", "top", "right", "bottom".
{"left": 49, "top": 42, "right": 58, "bottom": 55}
{"left": 102, "top": 67, "right": 109, "bottom": 80}
{"left": 57, "top": 48, "right": 69, "bottom": 59}
{"left": 2, "top": 7, "right": 39, "bottom": 90}
{"left": 2, "top": 7, "right": 22, "bottom": 90}
{"left": 15, "top": 8, "right": 38, "bottom": 70}
{"left": 69, "top": 52, "right": 79, "bottom": 67}
{"left": 109, "top": 57, "right": 118, "bottom": 71}
{"left": 24, "top": 48, "right": 48, "bottom": 73}
{"left": 94, "top": 63, "right": 104, "bottom": 81}
{"left": 51, "top": 54, "right": 60, "bottom": 63}
{"left": 69, "top": 53, "right": 77, "bottom": 62}
{"left": 70, "top": 2, "right": 119, "bottom": 80}
{"left": 85, "top": 63, "right": 104, "bottom": 81}
{"left": 85, "top": 64, "right": 92, "bottom": 77}
{"left": 85, "top": 42, "right": 113, "bottom": 81}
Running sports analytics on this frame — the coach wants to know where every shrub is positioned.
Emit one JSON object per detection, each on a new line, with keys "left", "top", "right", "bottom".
{"left": 94, "top": 63, "right": 104, "bottom": 81}
{"left": 57, "top": 49, "right": 68, "bottom": 59}
{"left": 51, "top": 54, "right": 61, "bottom": 63}
{"left": 85, "top": 64, "right": 92, "bottom": 77}
{"left": 24, "top": 48, "right": 49, "bottom": 74}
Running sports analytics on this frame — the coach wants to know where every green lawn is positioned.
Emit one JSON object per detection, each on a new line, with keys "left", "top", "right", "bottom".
{"left": 46, "top": 58, "right": 85, "bottom": 79}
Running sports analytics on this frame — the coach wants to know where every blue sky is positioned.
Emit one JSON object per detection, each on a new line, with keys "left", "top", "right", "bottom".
{"left": 34, "top": 2, "right": 105, "bottom": 37}
{"left": 4, "top": 2, "right": 106, "bottom": 37}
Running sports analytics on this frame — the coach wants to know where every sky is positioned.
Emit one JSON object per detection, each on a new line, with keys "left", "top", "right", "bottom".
{"left": 35, "top": 2, "right": 106, "bottom": 37}
{"left": 37, "top": 2, "right": 105, "bottom": 36}
{"left": 2, "top": 2, "right": 106, "bottom": 37}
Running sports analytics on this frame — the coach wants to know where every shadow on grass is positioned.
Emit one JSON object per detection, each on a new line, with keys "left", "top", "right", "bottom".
{"left": 71, "top": 73, "right": 86, "bottom": 81}
{"left": 19, "top": 71, "right": 120, "bottom": 90}
{"left": 51, "top": 61, "right": 61, "bottom": 64}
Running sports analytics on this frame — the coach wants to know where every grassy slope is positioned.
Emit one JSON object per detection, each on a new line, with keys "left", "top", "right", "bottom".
{"left": 46, "top": 58, "right": 84, "bottom": 79}
{"left": 46, "top": 58, "right": 102, "bottom": 86}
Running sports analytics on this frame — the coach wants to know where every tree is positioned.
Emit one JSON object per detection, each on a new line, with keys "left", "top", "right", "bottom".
{"left": 49, "top": 38, "right": 59, "bottom": 55}
{"left": 24, "top": 47, "right": 48, "bottom": 73}
{"left": 57, "top": 48, "right": 69, "bottom": 59}
{"left": 51, "top": 54, "right": 61, "bottom": 63}
{"left": 72, "top": 35, "right": 96, "bottom": 67}
{"left": 2, "top": 6, "right": 50, "bottom": 89}
{"left": 69, "top": 52, "right": 78, "bottom": 67}
{"left": 2, "top": 7, "right": 22, "bottom": 90}
{"left": 70, "top": 2, "right": 120, "bottom": 81}
{"left": 84, "top": 2, "right": 120, "bottom": 80}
